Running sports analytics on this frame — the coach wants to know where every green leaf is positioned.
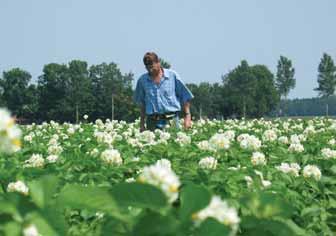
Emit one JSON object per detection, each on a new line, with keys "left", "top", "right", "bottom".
{"left": 27, "top": 175, "right": 60, "bottom": 208}
{"left": 57, "top": 184, "right": 125, "bottom": 221}
{"left": 0, "top": 199, "right": 21, "bottom": 222}
{"left": 241, "top": 192, "right": 293, "bottom": 218}
{"left": 301, "top": 205, "right": 320, "bottom": 217}
{"left": 179, "top": 183, "right": 211, "bottom": 220}
{"left": 100, "top": 216, "right": 130, "bottom": 236}
{"left": 3, "top": 222, "right": 21, "bottom": 236}
{"left": 241, "top": 217, "right": 302, "bottom": 236}
{"left": 196, "top": 218, "right": 230, "bottom": 236}
{"left": 110, "top": 183, "right": 167, "bottom": 210}
{"left": 330, "top": 165, "right": 336, "bottom": 174}
{"left": 132, "top": 211, "right": 178, "bottom": 236}
{"left": 5, "top": 193, "right": 37, "bottom": 218}
{"left": 26, "top": 212, "right": 62, "bottom": 236}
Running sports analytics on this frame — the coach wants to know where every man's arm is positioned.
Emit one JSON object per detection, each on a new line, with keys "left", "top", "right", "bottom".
{"left": 173, "top": 71, "right": 194, "bottom": 129}
{"left": 183, "top": 101, "right": 192, "bottom": 129}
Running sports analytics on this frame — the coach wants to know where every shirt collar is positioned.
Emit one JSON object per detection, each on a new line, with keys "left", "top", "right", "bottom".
{"left": 162, "top": 68, "right": 170, "bottom": 79}
{"left": 146, "top": 68, "right": 170, "bottom": 81}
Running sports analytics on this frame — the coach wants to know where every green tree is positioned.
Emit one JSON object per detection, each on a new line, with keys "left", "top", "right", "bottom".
{"left": 222, "top": 60, "right": 256, "bottom": 118}
{"left": 89, "top": 63, "right": 135, "bottom": 121}
{"left": 38, "top": 63, "right": 71, "bottom": 121}
{"left": 250, "top": 65, "right": 279, "bottom": 117}
{"left": 159, "top": 58, "right": 171, "bottom": 69}
{"left": 1, "top": 68, "right": 32, "bottom": 117}
{"left": 68, "top": 60, "right": 94, "bottom": 123}
{"left": 314, "top": 53, "right": 336, "bottom": 116}
{"left": 0, "top": 75, "right": 5, "bottom": 106}
{"left": 275, "top": 56, "right": 295, "bottom": 116}
{"left": 222, "top": 61, "right": 279, "bottom": 118}
{"left": 22, "top": 84, "right": 39, "bottom": 122}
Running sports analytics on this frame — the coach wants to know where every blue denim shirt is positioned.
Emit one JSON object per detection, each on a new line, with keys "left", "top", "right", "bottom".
{"left": 133, "top": 69, "right": 194, "bottom": 115}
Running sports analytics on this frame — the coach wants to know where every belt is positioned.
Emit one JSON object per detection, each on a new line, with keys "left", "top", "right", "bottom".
{"left": 147, "top": 112, "right": 177, "bottom": 121}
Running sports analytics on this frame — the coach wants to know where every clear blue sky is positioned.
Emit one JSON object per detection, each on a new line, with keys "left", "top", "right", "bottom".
{"left": 1, "top": 0, "right": 335, "bottom": 98}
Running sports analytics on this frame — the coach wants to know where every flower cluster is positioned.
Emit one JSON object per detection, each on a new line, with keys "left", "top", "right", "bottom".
{"left": 197, "top": 140, "right": 212, "bottom": 151}
{"left": 24, "top": 154, "right": 45, "bottom": 168}
{"left": 262, "top": 129, "right": 277, "bottom": 142}
{"left": 23, "top": 224, "right": 39, "bottom": 236}
{"left": 176, "top": 132, "right": 191, "bottom": 146}
{"left": 303, "top": 165, "right": 321, "bottom": 180}
{"left": 7, "top": 180, "right": 29, "bottom": 195}
{"left": 321, "top": 148, "right": 336, "bottom": 159}
{"left": 100, "top": 149, "right": 123, "bottom": 166}
{"left": 192, "top": 195, "right": 240, "bottom": 232}
{"left": 198, "top": 156, "right": 218, "bottom": 170}
{"left": 275, "top": 163, "right": 301, "bottom": 176}
{"left": 138, "top": 162, "right": 180, "bottom": 203}
{"left": 288, "top": 143, "right": 304, "bottom": 153}
{"left": 238, "top": 134, "right": 261, "bottom": 150}
{"left": 0, "top": 108, "right": 21, "bottom": 153}
{"left": 209, "top": 133, "right": 230, "bottom": 150}
{"left": 251, "top": 152, "right": 266, "bottom": 166}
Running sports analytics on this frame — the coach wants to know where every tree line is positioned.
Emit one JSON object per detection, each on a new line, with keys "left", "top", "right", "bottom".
{"left": 0, "top": 53, "right": 335, "bottom": 123}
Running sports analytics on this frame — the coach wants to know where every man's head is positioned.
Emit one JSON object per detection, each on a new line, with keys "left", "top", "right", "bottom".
{"left": 143, "top": 52, "right": 161, "bottom": 76}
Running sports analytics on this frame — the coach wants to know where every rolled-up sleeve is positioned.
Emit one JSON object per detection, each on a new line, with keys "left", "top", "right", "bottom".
{"left": 174, "top": 72, "right": 194, "bottom": 104}
{"left": 133, "top": 79, "right": 145, "bottom": 106}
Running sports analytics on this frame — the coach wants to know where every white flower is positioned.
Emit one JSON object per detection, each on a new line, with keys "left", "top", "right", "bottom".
{"left": 23, "top": 224, "right": 39, "bottom": 236}
{"left": 321, "top": 148, "right": 336, "bottom": 159}
{"left": 125, "top": 177, "right": 136, "bottom": 183}
{"left": 209, "top": 133, "right": 230, "bottom": 150}
{"left": 67, "top": 127, "right": 75, "bottom": 135}
{"left": 197, "top": 140, "right": 212, "bottom": 151}
{"left": 47, "top": 144, "right": 63, "bottom": 155}
{"left": 199, "top": 156, "right": 218, "bottom": 170}
{"left": 155, "top": 159, "right": 172, "bottom": 169}
{"left": 138, "top": 164, "right": 180, "bottom": 203}
{"left": 193, "top": 195, "right": 240, "bottom": 230}
{"left": 254, "top": 170, "right": 271, "bottom": 188}
{"left": 263, "top": 129, "right": 277, "bottom": 142}
{"left": 90, "top": 148, "right": 99, "bottom": 157}
{"left": 278, "top": 136, "right": 289, "bottom": 144}
{"left": 290, "top": 134, "right": 301, "bottom": 144}
{"left": 100, "top": 149, "right": 123, "bottom": 166}
{"left": 288, "top": 143, "right": 304, "bottom": 153}
{"left": 24, "top": 134, "right": 34, "bottom": 143}
{"left": 223, "top": 130, "right": 235, "bottom": 141}
{"left": 0, "top": 108, "right": 22, "bottom": 153}
{"left": 276, "top": 163, "right": 301, "bottom": 176}
{"left": 46, "top": 155, "right": 59, "bottom": 163}
{"left": 24, "top": 154, "right": 45, "bottom": 168}
{"left": 238, "top": 134, "right": 261, "bottom": 150}
{"left": 328, "top": 139, "right": 336, "bottom": 145}
{"left": 131, "top": 156, "right": 140, "bottom": 162}
{"left": 137, "top": 130, "right": 156, "bottom": 144}
{"left": 251, "top": 152, "right": 266, "bottom": 166}
{"left": 7, "top": 180, "right": 29, "bottom": 195}
{"left": 303, "top": 165, "right": 321, "bottom": 180}
{"left": 83, "top": 114, "right": 89, "bottom": 120}
{"left": 244, "top": 176, "right": 253, "bottom": 187}
{"left": 159, "top": 131, "right": 171, "bottom": 141}
{"left": 176, "top": 132, "right": 191, "bottom": 146}
{"left": 261, "top": 180, "right": 272, "bottom": 187}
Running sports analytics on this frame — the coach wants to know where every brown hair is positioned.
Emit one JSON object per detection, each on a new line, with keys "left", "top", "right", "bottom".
{"left": 143, "top": 52, "right": 159, "bottom": 65}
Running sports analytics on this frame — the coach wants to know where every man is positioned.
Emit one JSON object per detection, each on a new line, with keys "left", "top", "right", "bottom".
{"left": 134, "top": 52, "right": 194, "bottom": 132}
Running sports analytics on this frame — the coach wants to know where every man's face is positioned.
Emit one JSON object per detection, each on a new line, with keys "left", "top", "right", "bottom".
{"left": 145, "top": 60, "right": 161, "bottom": 76}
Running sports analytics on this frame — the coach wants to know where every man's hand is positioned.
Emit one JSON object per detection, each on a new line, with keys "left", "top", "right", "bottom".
{"left": 184, "top": 114, "right": 192, "bottom": 129}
